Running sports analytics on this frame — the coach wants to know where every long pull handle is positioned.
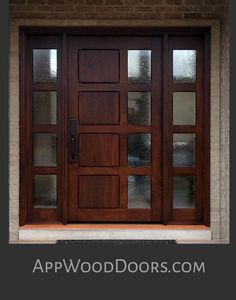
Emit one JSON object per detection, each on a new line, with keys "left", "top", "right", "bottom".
{"left": 69, "top": 119, "right": 77, "bottom": 163}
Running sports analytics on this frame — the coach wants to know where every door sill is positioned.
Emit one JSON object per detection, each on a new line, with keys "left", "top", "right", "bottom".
{"left": 19, "top": 224, "right": 211, "bottom": 243}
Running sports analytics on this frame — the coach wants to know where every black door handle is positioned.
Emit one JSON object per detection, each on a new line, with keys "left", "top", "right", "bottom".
{"left": 69, "top": 119, "right": 77, "bottom": 163}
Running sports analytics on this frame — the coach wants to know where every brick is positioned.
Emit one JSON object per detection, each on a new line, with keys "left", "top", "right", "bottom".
{"left": 85, "top": 11, "right": 162, "bottom": 19}
{"left": 214, "top": 5, "right": 226, "bottom": 11}
{"left": 202, "top": 12, "right": 223, "bottom": 18}
{"left": 86, "top": 0, "right": 104, "bottom": 4}
{"left": 174, "top": 5, "right": 196, "bottom": 11}
{"left": 163, "top": 12, "right": 183, "bottom": 18}
{"left": 10, "top": 11, "right": 45, "bottom": 18}
{"left": 183, "top": 12, "right": 203, "bottom": 18}
{"left": 93, "top": 5, "right": 114, "bottom": 11}
{"left": 104, "top": 0, "right": 123, "bottom": 4}
{"left": 126, "top": 0, "right": 144, "bottom": 5}
{"left": 184, "top": 0, "right": 202, "bottom": 4}
{"left": 135, "top": 6, "right": 154, "bottom": 12}
{"left": 74, "top": 5, "right": 95, "bottom": 11}
{"left": 143, "top": 0, "right": 163, "bottom": 4}
{"left": 165, "top": 0, "right": 183, "bottom": 4}
{"left": 113, "top": 6, "right": 133, "bottom": 12}
{"left": 155, "top": 6, "right": 172, "bottom": 12}
{"left": 44, "top": 12, "right": 85, "bottom": 18}
{"left": 27, "top": 0, "right": 46, "bottom": 4}
{"left": 204, "top": 0, "right": 225, "bottom": 4}
{"left": 10, "top": 0, "right": 26, "bottom": 4}
{"left": 47, "top": 0, "right": 65, "bottom": 4}
{"left": 197, "top": 5, "right": 214, "bottom": 11}
{"left": 14, "top": 5, "right": 36, "bottom": 11}
{"left": 67, "top": 0, "right": 85, "bottom": 4}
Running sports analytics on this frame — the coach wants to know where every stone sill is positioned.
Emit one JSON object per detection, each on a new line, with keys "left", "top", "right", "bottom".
{"left": 18, "top": 224, "right": 212, "bottom": 243}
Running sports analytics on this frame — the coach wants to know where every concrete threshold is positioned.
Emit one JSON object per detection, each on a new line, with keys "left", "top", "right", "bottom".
{"left": 19, "top": 224, "right": 212, "bottom": 243}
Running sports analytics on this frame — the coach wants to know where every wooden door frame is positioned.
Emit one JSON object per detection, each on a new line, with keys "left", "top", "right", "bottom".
{"left": 19, "top": 26, "right": 210, "bottom": 226}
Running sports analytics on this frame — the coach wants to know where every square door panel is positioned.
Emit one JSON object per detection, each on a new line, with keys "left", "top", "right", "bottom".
{"left": 79, "top": 50, "right": 120, "bottom": 83}
{"left": 78, "top": 176, "right": 119, "bottom": 208}
{"left": 79, "top": 134, "right": 119, "bottom": 166}
{"left": 79, "top": 92, "right": 119, "bottom": 124}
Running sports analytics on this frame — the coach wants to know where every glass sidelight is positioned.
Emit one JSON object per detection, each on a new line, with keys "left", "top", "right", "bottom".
{"left": 33, "top": 49, "right": 57, "bottom": 82}
{"left": 33, "top": 175, "right": 57, "bottom": 208}
{"left": 31, "top": 44, "right": 59, "bottom": 216}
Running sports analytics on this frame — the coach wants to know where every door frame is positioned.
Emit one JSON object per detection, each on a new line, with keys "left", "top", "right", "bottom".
{"left": 19, "top": 26, "right": 210, "bottom": 226}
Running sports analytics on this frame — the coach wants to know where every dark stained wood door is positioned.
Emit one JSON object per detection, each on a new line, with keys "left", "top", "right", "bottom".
{"left": 67, "top": 36, "right": 162, "bottom": 222}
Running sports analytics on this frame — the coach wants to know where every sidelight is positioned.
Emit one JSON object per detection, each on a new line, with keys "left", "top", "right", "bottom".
{"left": 173, "top": 92, "right": 196, "bottom": 125}
{"left": 33, "top": 49, "right": 57, "bottom": 82}
{"left": 173, "top": 50, "right": 196, "bottom": 83}
{"left": 34, "top": 133, "right": 57, "bottom": 167}
{"left": 33, "top": 91, "right": 57, "bottom": 125}
{"left": 173, "top": 134, "right": 196, "bottom": 167}
{"left": 128, "top": 50, "right": 151, "bottom": 82}
{"left": 173, "top": 176, "right": 196, "bottom": 208}
{"left": 33, "top": 175, "right": 57, "bottom": 208}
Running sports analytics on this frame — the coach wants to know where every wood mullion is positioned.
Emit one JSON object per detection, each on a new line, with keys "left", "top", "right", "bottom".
{"left": 32, "top": 83, "right": 58, "bottom": 91}
{"left": 150, "top": 38, "right": 162, "bottom": 220}
{"left": 33, "top": 125, "right": 57, "bottom": 132}
{"left": 32, "top": 167, "right": 58, "bottom": 174}
{"left": 173, "top": 125, "right": 196, "bottom": 133}
{"left": 173, "top": 167, "right": 196, "bottom": 175}
{"left": 163, "top": 33, "right": 172, "bottom": 224}
{"left": 172, "top": 83, "right": 196, "bottom": 92}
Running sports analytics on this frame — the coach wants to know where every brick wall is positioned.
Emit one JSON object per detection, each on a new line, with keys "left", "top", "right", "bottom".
{"left": 10, "top": 0, "right": 228, "bottom": 20}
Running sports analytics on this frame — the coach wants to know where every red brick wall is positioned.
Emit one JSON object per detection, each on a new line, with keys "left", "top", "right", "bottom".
{"left": 10, "top": 0, "right": 228, "bottom": 20}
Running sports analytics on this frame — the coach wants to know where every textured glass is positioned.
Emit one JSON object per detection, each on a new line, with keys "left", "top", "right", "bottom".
{"left": 128, "top": 134, "right": 151, "bottom": 167}
{"left": 173, "top": 176, "right": 195, "bottom": 208}
{"left": 173, "top": 92, "right": 196, "bottom": 125}
{"left": 128, "top": 50, "right": 151, "bottom": 82}
{"left": 34, "top": 133, "right": 57, "bottom": 166}
{"left": 173, "top": 134, "right": 195, "bottom": 167}
{"left": 173, "top": 50, "right": 196, "bottom": 83}
{"left": 33, "top": 92, "right": 57, "bottom": 124}
{"left": 128, "top": 92, "right": 151, "bottom": 125}
{"left": 128, "top": 176, "right": 151, "bottom": 208}
{"left": 33, "top": 175, "right": 57, "bottom": 208}
{"left": 33, "top": 49, "right": 57, "bottom": 82}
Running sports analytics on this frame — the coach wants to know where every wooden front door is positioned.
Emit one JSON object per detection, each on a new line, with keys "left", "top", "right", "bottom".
{"left": 20, "top": 28, "right": 210, "bottom": 225}
{"left": 67, "top": 36, "right": 162, "bottom": 222}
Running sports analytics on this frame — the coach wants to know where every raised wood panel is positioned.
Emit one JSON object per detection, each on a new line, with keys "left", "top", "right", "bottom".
{"left": 79, "top": 133, "right": 120, "bottom": 166}
{"left": 79, "top": 92, "right": 120, "bottom": 124}
{"left": 78, "top": 50, "right": 120, "bottom": 83}
{"left": 78, "top": 175, "right": 119, "bottom": 208}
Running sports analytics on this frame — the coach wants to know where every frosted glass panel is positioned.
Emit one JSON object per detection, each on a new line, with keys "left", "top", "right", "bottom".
{"left": 33, "top": 49, "right": 57, "bottom": 82}
{"left": 128, "top": 134, "right": 151, "bottom": 166}
{"left": 34, "top": 133, "right": 57, "bottom": 166}
{"left": 33, "top": 175, "right": 57, "bottom": 208}
{"left": 173, "top": 50, "right": 196, "bottom": 83}
{"left": 33, "top": 91, "right": 57, "bottom": 124}
{"left": 128, "top": 176, "right": 151, "bottom": 208}
{"left": 128, "top": 92, "right": 151, "bottom": 125}
{"left": 173, "top": 176, "right": 195, "bottom": 208}
{"left": 173, "top": 134, "right": 195, "bottom": 167}
{"left": 128, "top": 50, "right": 151, "bottom": 82}
{"left": 173, "top": 92, "right": 196, "bottom": 125}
